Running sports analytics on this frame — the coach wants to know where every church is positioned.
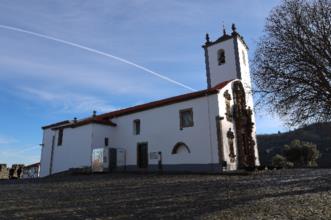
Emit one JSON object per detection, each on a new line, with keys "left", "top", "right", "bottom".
{"left": 39, "top": 24, "right": 260, "bottom": 177}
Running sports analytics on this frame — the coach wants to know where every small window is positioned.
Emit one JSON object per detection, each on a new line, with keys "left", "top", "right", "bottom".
{"left": 105, "top": 138, "right": 109, "bottom": 146}
{"left": 172, "top": 142, "right": 191, "bottom": 154}
{"left": 57, "top": 128, "right": 63, "bottom": 146}
{"left": 180, "top": 108, "right": 194, "bottom": 129}
{"left": 242, "top": 50, "right": 246, "bottom": 65}
{"left": 133, "top": 119, "right": 140, "bottom": 135}
{"left": 217, "top": 49, "right": 225, "bottom": 65}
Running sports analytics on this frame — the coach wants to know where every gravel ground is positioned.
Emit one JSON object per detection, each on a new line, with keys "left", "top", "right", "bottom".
{"left": 0, "top": 169, "right": 330, "bottom": 220}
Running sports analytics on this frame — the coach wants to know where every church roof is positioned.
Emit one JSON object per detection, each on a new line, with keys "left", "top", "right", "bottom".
{"left": 42, "top": 80, "right": 232, "bottom": 130}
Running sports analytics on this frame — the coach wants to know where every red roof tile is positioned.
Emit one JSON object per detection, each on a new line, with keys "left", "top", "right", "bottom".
{"left": 42, "top": 120, "right": 71, "bottom": 130}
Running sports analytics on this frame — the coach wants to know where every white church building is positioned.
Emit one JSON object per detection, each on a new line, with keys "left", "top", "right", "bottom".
{"left": 40, "top": 24, "right": 260, "bottom": 177}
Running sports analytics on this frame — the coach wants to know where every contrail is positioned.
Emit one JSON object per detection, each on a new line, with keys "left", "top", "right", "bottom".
{"left": 0, "top": 24, "right": 196, "bottom": 91}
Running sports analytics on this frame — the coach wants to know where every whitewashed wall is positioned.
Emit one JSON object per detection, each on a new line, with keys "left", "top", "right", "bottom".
{"left": 40, "top": 125, "right": 94, "bottom": 177}
{"left": 40, "top": 128, "right": 54, "bottom": 177}
{"left": 91, "top": 124, "right": 114, "bottom": 149}
{"left": 111, "top": 94, "right": 221, "bottom": 168}
{"left": 40, "top": 94, "right": 224, "bottom": 176}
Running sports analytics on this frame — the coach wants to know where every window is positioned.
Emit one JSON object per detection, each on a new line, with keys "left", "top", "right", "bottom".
{"left": 171, "top": 142, "right": 191, "bottom": 154}
{"left": 133, "top": 119, "right": 140, "bottom": 135}
{"left": 180, "top": 108, "right": 194, "bottom": 129}
{"left": 57, "top": 128, "right": 63, "bottom": 146}
{"left": 105, "top": 138, "right": 109, "bottom": 146}
{"left": 217, "top": 49, "right": 225, "bottom": 65}
{"left": 242, "top": 50, "right": 246, "bottom": 65}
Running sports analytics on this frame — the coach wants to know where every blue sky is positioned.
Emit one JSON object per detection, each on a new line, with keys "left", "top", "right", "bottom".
{"left": 0, "top": 0, "right": 286, "bottom": 166}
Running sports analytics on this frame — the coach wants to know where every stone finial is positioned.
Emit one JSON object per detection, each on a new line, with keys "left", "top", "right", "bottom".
{"left": 92, "top": 110, "right": 97, "bottom": 117}
{"left": 231, "top": 23, "right": 237, "bottom": 34}
{"left": 222, "top": 21, "right": 226, "bottom": 35}
{"left": 205, "top": 33, "right": 210, "bottom": 43}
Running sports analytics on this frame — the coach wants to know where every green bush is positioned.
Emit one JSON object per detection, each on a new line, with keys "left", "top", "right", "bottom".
{"left": 283, "top": 140, "right": 319, "bottom": 167}
{"left": 272, "top": 154, "right": 287, "bottom": 168}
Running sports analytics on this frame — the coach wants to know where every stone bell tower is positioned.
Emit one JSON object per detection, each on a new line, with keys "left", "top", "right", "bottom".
{"left": 202, "top": 24, "right": 252, "bottom": 93}
{"left": 203, "top": 24, "right": 260, "bottom": 168}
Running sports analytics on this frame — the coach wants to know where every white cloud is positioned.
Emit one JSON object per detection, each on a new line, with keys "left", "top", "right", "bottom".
{"left": 0, "top": 53, "right": 186, "bottom": 98}
{"left": 19, "top": 87, "right": 118, "bottom": 114}
{"left": 0, "top": 135, "right": 17, "bottom": 145}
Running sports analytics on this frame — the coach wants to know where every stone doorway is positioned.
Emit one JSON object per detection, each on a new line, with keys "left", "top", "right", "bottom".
{"left": 232, "top": 81, "right": 256, "bottom": 168}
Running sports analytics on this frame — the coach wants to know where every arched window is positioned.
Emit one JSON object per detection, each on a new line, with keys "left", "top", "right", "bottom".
{"left": 217, "top": 49, "right": 225, "bottom": 65}
{"left": 171, "top": 142, "right": 191, "bottom": 154}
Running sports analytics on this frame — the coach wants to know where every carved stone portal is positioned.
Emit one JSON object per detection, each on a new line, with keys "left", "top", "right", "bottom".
{"left": 232, "top": 81, "right": 256, "bottom": 168}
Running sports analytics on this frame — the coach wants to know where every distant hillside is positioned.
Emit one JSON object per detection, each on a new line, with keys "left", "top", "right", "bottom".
{"left": 257, "top": 122, "right": 331, "bottom": 167}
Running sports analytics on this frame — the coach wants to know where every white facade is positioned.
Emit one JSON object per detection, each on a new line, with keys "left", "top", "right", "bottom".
{"left": 39, "top": 25, "right": 260, "bottom": 177}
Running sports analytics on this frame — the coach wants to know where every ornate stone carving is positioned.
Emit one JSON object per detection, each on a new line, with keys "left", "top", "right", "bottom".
{"left": 224, "top": 90, "right": 232, "bottom": 100}
{"left": 232, "top": 81, "right": 256, "bottom": 168}
{"left": 227, "top": 128, "right": 236, "bottom": 163}
{"left": 224, "top": 90, "right": 233, "bottom": 122}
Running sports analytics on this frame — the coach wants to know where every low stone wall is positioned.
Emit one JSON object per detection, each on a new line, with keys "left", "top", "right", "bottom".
{"left": 0, "top": 164, "right": 9, "bottom": 179}
{"left": 0, "top": 164, "right": 25, "bottom": 179}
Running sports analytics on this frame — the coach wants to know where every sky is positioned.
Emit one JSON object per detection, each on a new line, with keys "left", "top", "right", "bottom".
{"left": 0, "top": 0, "right": 286, "bottom": 166}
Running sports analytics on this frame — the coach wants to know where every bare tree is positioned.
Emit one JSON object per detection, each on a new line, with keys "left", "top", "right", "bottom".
{"left": 252, "top": 0, "right": 331, "bottom": 126}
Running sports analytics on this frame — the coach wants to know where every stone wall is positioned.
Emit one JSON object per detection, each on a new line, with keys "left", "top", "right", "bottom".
{"left": 0, "top": 164, "right": 9, "bottom": 179}
{"left": 0, "top": 164, "right": 25, "bottom": 179}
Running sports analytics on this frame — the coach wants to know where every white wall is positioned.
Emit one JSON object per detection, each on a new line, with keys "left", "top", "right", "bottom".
{"left": 207, "top": 38, "right": 237, "bottom": 88}
{"left": 40, "top": 94, "right": 223, "bottom": 176}
{"left": 40, "top": 124, "right": 94, "bottom": 177}
{"left": 40, "top": 128, "right": 54, "bottom": 177}
{"left": 111, "top": 94, "right": 220, "bottom": 167}
{"left": 91, "top": 124, "right": 114, "bottom": 150}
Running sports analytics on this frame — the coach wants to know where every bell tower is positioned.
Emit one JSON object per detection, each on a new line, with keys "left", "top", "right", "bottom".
{"left": 203, "top": 24, "right": 259, "bottom": 168}
{"left": 202, "top": 24, "right": 252, "bottom": 92}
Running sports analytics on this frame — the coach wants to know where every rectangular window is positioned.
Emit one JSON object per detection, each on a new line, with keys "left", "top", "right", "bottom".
{"left": 133, "top": 119, "right": 140, "bottom": 135}
{"left": 57, "top": 128, "right": 63, "bottom": 146}
{"left": 180, "top": 108, "right": 194, "bottom": 129}
{"left": 105, "top": 138, "right": 109, "bottom": 146}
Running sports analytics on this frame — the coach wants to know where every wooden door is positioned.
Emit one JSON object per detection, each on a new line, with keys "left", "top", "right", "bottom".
{"left": 137, "top": 143, "right": 148, "bottom": 168}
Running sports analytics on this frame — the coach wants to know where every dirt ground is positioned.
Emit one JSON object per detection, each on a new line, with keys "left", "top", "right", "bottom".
{"left": 0, "top": 169, "right": 330, "bottom": 220}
